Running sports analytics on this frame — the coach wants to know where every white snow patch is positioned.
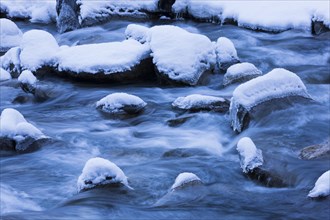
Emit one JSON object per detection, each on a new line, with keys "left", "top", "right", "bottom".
{"left": 0, "top": 47, "right": 21, "bottom": 73}
{"left": 172, "top": 94, "right": 226, "bottom": 110}
{"left": 57, "top": 39, "right": 150, "bottom": 74}
{"left": 171, "top": 172, "right": 201, "bottom": 190}
{"left": 237, "top": 137, "right": 264, "bottom": 173}
{"left": 77, "top": 157, "right": 131, "bottom": 192}
{"left": 215, "top": 37, "right": 239, "bottom": 69}
{"left": 0, "top": 68, "right": 12, "bottom": 81}
{"left": 96, "top": 92, "right": 147, "bottom": 114}
{"left": 149, "top": 25, "right": 216, "bottom": 85}
{"left": 18, "top": 70, "right": 37, "bottom": 85}
{"left": 308, "top": 170, "right": 330, "bottom": 198}
{"left": 223, "top": 62, "right": 262, "bottom": 86}
{"left": 0, "top": 19, "right": 22, "bottom": 52}
{"left": 125, "top": 24, "right": 150, "bottom": 44}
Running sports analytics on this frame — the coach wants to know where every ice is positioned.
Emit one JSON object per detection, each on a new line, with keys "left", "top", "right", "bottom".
{"left": 171, "top": 172, "right": 202, "bottom": 190}
{"left": 172, "top": 94, "right": 226, "bottom": 110}
{"left": 18, "top": 70, "right": 37, "bottom": 85}
{"left": 96, "top": 92, "right": 147, "bottom": 114}
{"left": 0, "top": 68, "right": 12, "bottom": 81}
{"left": 57, "top": 39, "right": 150, "bottom": 74}
{"left": 236, "top": 137, "right": 264, "bottom": 173}
{"left": 77, "top": 157, "right": 131, "bottom": 192}
{"left": 0, "top": 18, "right": 22, "bottom": 52}
{"left": 125, "top": 24, "right": 150, "bottom": 44}
{"left": 223, "top": 62, "right": 262, "bottom": 86}
{"left": 149, "top": 25, "right": 216, "bottom": 85}
{"left": 308, "top": 170, "right": 330, "bottom": 198}
{"left": 20, "top": 30, "right": 59, "bottom": 71}
{"left": 215, "top": 37, "right": 239, "bottom": 71}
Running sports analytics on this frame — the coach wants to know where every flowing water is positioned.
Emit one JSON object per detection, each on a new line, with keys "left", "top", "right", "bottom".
{"left": 1, "top": 19, "right": 329, "bottom": 219}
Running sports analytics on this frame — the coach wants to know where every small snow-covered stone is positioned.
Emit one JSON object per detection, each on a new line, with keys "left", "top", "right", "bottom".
{"left": 0, "top": 47, "right": 21, "bottom": 75}
{"left": 77, "top": 157, "right": 131, "bottom": 192}
{"left": 18, "top": 70, "right": 37, "bottom": 85}
{"left": 0, "top": 19, "right": 22, "bottom": 52}
{"left": 223, "top": 62, "right": 262, "bottom": 86}
{"left": 237, "top": 137, "right": 264, "bottom": 173}
{"left": 215, "top": 37, "right": 239, "bottom": 71}
{"left": 0, "top": 68, "right": 12, "bottom": 81}
{"left": 172, "top": 94, "right": 229, "bottom": 112}
{"left": 171, "top": 172, "right": 202, "bottom": 191}
{"left": 96, "top": 92, "right": 147, "bottom": 114}
{"left": 125, "top": 24, "right": 150, "bottom": 44}
{"left": 56, "top": 0, "right": 80, "bottom": 33}
{"left": 308, "top": 170, "right": 330, "bottom": 198}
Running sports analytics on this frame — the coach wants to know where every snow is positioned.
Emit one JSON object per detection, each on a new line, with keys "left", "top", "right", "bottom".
{"left": 172, "top": 94, "right": 226, "bottom": 110}
{"left": 215, "top": 37, "right": 239, "bottom": 70}
{"left": 0, "top": 68, "right": 12, "bottom": 81}
{"left": 20, "top": 30, "right": 59, "bottom": 71}
{"left": 125, "top": 24, "right": 150, "bottom": 44}
{"left": 308, "top": 170, "right": 330, "bottom": 198}
{"left": 223, "top": 62, "right": 262, "bottom": 86}
{"left": 171, "top": 172, "right": 201, "bottom": 190}
{"left": 18, "top": 70, "right": 37, "bottom": 85}
{"left": 0, "top": 19, "right": 22, "bottom": 52}
{"left": 0, "top": 108, "right": 44, "bottom": 140}
{"left": 77, "top": 157, "right": 131, "bottom": 192}
{"left": 149, "top": 25, "right": 216, "bottom": 85}
{"left": 0, "top": 0, "right": 56, "bottom": 23}
{"left": 57, "top": 39, "right": 150, "bottom": 74}
{"left": 236, "top": 137, "right": 264, "bottom": 173}
{"left": 96, "top": 92, "right": 147, "bottom": 114}
{"left": 0, "top": 47, "right": 21, "bottom": 73}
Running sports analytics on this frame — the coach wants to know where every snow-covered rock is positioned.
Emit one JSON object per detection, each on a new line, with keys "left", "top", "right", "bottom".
{"left": 308, "top": 170, "right": 330, "bottom": 198}
{"left": 223, "top": 62, "right": 262, "bottom": 86}
{"left": 171, "top": 172, "right": 202, "bottom": 191}
{"left": 149, "top": 25, "right": 216, "bottom": 85}
{"left": 18, "top": 70, "right": 37, "bottom": 85}
{"left": 125, "top": 24, "right": 150, "bottom": 44}
{"left": 0, "top": 19, "right": 22, "bottom": 52}
{"left": 96, "top": 92, "right": 147, "bottom": 115}
{"left": 237, "top": 137, "right": 263, "bottom": 173}
{"left": 230, "top": 68, "right": 311, "bottom": 132}
{"left": 77, "top": 157, "right": 131, "bottom": 192}
{"left": 56, "top": 0, "right": 80, "bottom": 33}
{"left": 300, "top": 139, "right": 330, "bottom": 160}
{"left": 0, "top": 47, "right": 21, "bottom": 75}
{"left": 172, "top": 94, "right": 229, "bottom": 112}
{"left": 215, "top": 37, "right": 239, "bottom": 71}
{"left": 20, "top": 30, "right": 59, "bottom": 71}
{"left": 0, "top": 68, "right": 12, "bottom": 81}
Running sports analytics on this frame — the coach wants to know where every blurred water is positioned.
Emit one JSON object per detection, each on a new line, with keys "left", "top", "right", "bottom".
{"left": 1, "top": 19, "right": 329, "bottom": 219}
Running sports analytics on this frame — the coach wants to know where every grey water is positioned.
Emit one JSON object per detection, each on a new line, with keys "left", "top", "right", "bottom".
{"left": 1, "top": 19, "right": 329, "bottom": 219}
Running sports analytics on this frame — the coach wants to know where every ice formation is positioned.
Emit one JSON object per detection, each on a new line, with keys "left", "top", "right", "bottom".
{"left": 0, "top": 18, "right": 22, "bottom": 52}
{"left": 171, "top": 172, "right": 202, "bottom": 191}
{"left": 223, "top": 62, "right": 262, "bottom": 86}
{"left": 308, "top": 170, "right": 330, "bottom": 198}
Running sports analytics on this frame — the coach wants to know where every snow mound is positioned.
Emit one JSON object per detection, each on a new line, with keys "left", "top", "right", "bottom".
{"left": 20, "top": 30, "right": 59, "bottom": 71}
{"left": 96, "top": 92, "right": 147, "bottom": 114}
{"left": 125, "top": 24, "right": 150, "bottom": 44}
{"left": 0, "top": 47, "right": 21, "bottom": 74}
{"left": 0, "top": 108, "right": 44, "bottom": 140}
{"left": 57, "top": 39, "right": 150, "bottom": 74}
{"left": 149, "top": 25, "right": 216, "bottom": 85}
{"left": 237, "top": 137, "right": 264, "bottom": 173}
{"left": 215, "top": 37, "right": 239, "bottom": 71}
{"left": 77, "top": 157, "right": 131, "bottom": 192}
{"left": 172, "top": 94, "right": 228, "bottom": 111}
{"left": 223, "top": 62, "right": 262, "bottom": 86}
{"left": 308, "top": 170, "right": 330, "bottom": 198}
{"left": 18, "top": 70, "right": 37, "bottom": 85}
{"left": 0, "top": 19, "right": 22, "bottom": 52}
{"left": 0, "top": 68, "right": 12, "bottom": 81}
{"left": 230, "top": 68, "right": 310, "bottom": 132}
{"left": 171, "top": 172, "right": 202, "bottom": 191}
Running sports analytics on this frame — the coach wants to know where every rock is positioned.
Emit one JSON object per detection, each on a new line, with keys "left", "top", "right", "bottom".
{"left": 0, "top": 67, "right": 12, "bottom": 81}
{"left": 171, "top": 172, "right": 202, "bottom": 191}
{"left": 230, "top": 68, "right": 311, "bottom": 132}
{"left": 223, "top": 62, "right": 262, "bottom": 86}
{"left": 125, "top": 24, "right": 150, "bottom": 44}
{"left": 15, "top": 137, "right": 49, "bottom": 153}
{"left": 308, "top": 170, "right": 330, "bottom": 198}
{"left": 172, "top": 94, "right": 230, "bottom": 112}
{"left": 215, "top": 37, "right": 240, "bottom": 72}
{"left": 312, "top": 21, "right": 330, "bottom": 35}
{"left": 246, "top": 167, "right": 288, "bottom": 188}
{"left": 162, "top": 148, "right": 209, "bottom": 158}
{"left": 299, "top": 139, "right": 330, "bottom": 160}
{"left": 158, "top": 0, "right": 176, "bottom": 13}
{"left": 56, "top": 0, "right": 80, "bottom": 33}
{"left": 166, "top": 115, "right": 195, "bottom": 127}
{"left": 0, "top": 137, "right": 16, "bottom": 151}
{"left": 0, "top": 19, "right": 22, "bottom": 53}
{"left": 0, "top": 47, "right": 21, "bottom": 77}
{"left": 18, "top": 70, "right": 37, "bottom": 94}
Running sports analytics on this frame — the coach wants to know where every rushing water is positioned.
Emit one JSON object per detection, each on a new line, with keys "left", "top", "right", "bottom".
{"left": 1, "top": 19, "right": 330, "bottom": 219}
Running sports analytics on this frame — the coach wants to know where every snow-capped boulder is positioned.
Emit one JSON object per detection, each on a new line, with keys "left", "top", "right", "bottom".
{"left": 230, "top": 68, "right": 311, "bottom": 132}
{"left": 148, "top": 25, "right": 216, "bottom": 85}
{"left": 300, "top": 139, "right": 330, "bottom": 160}
{"left": 96, "top": 92, "right": 147, "bottom": 115}
{"left": 171, "top": 172, "right": 202, "bottom": 191}
{"left": 56, "top": 0, "right": 80, "bottom": 33}
{"left": 20, "top": 30, "right": 59, "bottom": 71}
{"left": 172, "top": 94, "right": 229, "bottom": 112}
{"left": 0, "top": 68, "right": 12, "bottom": 81}
{"left": 0, "top": 108, "right": 46, "bottom": 153}
{"left": 57, "top": 39, "right": 153, "bottom": 82}
{"left": 125, "top": 24, "right": 150, "bottom": 44}
{"left": 77, "top": 157, "right": 132, "bottom": 192}
{"left": 0, "top": 19, "right": 22, "bottom": 53}
{"left": 0, "top": 47, "right": 21, "bottom": 76}
{"left": 18, "top": 70, "right": 37, "bottom": 94}
{"left": 215, "top": 37, "right": 239, "bottom": 71}
{"left": 237, "top": 137, "right": 263, "bottom": 173}
{"left": 223, "top": 62, "right": 262, "bottom": 86}
{"left": 308, "top": 170, "right": 330, "bottom": 198}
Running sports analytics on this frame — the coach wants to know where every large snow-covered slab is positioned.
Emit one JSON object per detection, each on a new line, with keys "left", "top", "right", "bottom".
{"left": 308, "top": 170, "right": 330, "bottom": 198}
{"left": 0, "top": 19, "right": 22, "bottom": 52}
{"left": 148, "top": 25, "right": 216, "bottom": 85}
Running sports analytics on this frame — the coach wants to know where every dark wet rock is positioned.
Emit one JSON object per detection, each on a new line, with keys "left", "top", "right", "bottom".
{"left": 299, "top": 139, "right": 330, "bottom": 160}
{"left": 0, "top": 137, "right": 16, "bottom": 151}
{"left": 166, "top": 115, "right": 195, "bottom": 127}
{"left": 56, "top": 0, "right": 80, "bottom": 33}
{"left": 158, "top": 0, "right": 176, "bottom": 13}
{"left": 15, "top": 137, "right": 50, "bottom": 153}
{"left": 312, "top": 21, "right": 330, "bottom": 35}
{"left": 246, "top": 167, "right": 288, "bottom": 188}
{"left": 162, "top": 148, "right": 209, "bottom": 158}
{"left": 12, "top": 95, "right": 34, "bottom": 104}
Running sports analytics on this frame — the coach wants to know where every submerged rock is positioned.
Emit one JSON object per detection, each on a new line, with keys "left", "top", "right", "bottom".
{"left": 230, "top": 68, "right": 311, "bottom": 132}
{"left": 77, "top": 157, "right": 132, "bottom": 192}
{"left": 171, "top": 172, "right": 202, "bottom": 191}
{"left": 215, "top": 37, "right": 240, "bottom": 72}
{"left": 56, "top": 0, "right": 80, "bottom": 33}
{"left": 308, "top": 170, "right": 330, "bottom": 198}
{"left": 0, "top": 19, "right": 22, "bottom": 53}
{"left": 299, "top": 139, "right": 330, "bottom": 160}
{"left": 223, "top": 62, "right": 262, "bottom": 86}
{"left": 166, "top": 115, "right": 195, "bottom": 127}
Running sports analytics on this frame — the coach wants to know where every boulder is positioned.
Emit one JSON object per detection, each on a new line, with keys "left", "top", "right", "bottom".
{"left": 308, "top": 170, "right": 330, "bottom": 198}
{"left": 56, "top": 0, "right": 80, "bottom": 33}
{"left": 158, "top": 0, "right": 176, "bottom": 13}
{"left": 0, "top": 19, "right": 22, "bottom": 53}
{"left": 0, "top": 68, "right": 12, "bottom": 81}
{"left": 223, "top": 62, "right": 262, "bottom": 86}
{"left": 215, "top": 37, "right": 239, "bottom": 72}
{"left": 18, "top": 70, "right": 37, "bottom": 94}
{"left": 171, "top": 172, "right": 202, "bottom": 191}
{"left": 299, "top": 139, "right": 330, "bottom": 160}
{"left": 312, "top": 21, "right": 330, "bottom": 35}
